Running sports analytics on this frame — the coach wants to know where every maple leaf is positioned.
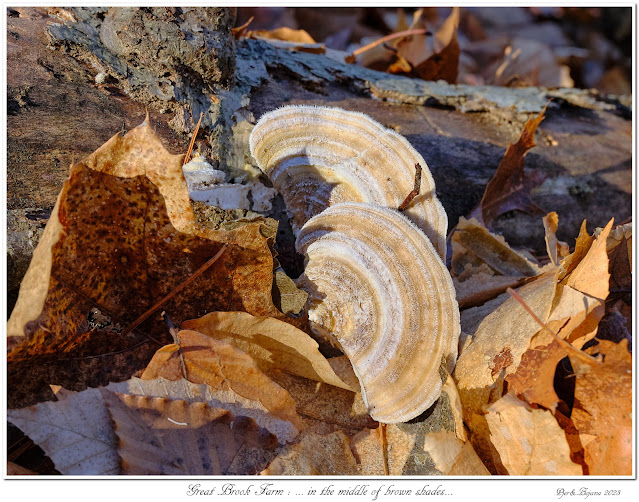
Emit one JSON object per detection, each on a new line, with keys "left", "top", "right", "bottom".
{"left": 7, "top": 119, "right": 284, "bottom": 408}
{"left": 470, "top": 105, "right": 547, "bottom": 228}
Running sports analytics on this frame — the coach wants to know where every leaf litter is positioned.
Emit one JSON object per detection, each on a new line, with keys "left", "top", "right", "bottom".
{"left": 7, "top": 112, "right": 632, "bottom": 476}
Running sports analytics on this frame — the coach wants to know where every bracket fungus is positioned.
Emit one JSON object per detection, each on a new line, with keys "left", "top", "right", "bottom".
{"left": 295, "top": 203, "right": 460, "bottom": 423}
{"left": 249, "top": 105, "right": 447, "bottom": 259}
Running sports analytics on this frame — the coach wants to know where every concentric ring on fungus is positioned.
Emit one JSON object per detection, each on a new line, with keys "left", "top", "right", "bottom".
{"left": 249, "top": 105, "right": 448, "bottom": 260}
{"left": 296, "top": 202, "right": 460, "bottom": 424}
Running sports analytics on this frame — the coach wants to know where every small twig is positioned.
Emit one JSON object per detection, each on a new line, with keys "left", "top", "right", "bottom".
{"left": 162, "top": 312, "right": 188, "bottom": 380}
{"left": 398, "top": 163, "right": 422, "bottom": 211}
{"left": 506, "top": 287, "right": 600, "bottom": 365}
{"left": 183, "top": 112, "right": 204, "bottom": 165}
{"left": 121, "top": 245, "right": 229, "bottom": 336}
{"left": 349, "top": 28, "right": 429, "bottom": 59}
{"left": 378, "top": 423, "right": 389, "bottom": 475}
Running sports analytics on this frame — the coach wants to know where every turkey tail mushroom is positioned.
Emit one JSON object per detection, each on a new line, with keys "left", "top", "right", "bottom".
{"left": 249, "top": 105, "right": 447, "bottom": 260}
{"left": 296, "top": 202, "right": 460, "bottom": 424}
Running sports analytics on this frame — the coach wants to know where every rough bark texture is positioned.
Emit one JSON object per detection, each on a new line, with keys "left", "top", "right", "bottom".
{"left": 7, "top": 6, "right": 632, "bottom": 307}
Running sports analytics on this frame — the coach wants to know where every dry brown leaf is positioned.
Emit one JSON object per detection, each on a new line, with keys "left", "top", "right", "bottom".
{"left": 8, "top": 386, "right": 120, "bottom": 475}
{"left": 7, "top": 462, "right": 38, "bottom": 475}
{"left": 392, "top": 7, "right": 460, "bottom": 84}
{"left": 454, "top": 266, "right": 529, "bottom": 309}
{"left": 563, "top": 219, "right": 613, "bottom": 301}
{"left": 486, "top": 394, "right": 582, "bottom": 475}
{"left": 569, "top": 339, "right": 632, "bottom": 475}
{"left": 9, "top": 373, "right": 300, "bottom": 476}
{"left": 608, "top": 235, "right": 632, "bottom": 292}
{"left": 422, "top": 430, "right": 489, "bottom": 475}
{"left": 454, "top": 271, "right": 558, "bottom": 471}
{"left": 441, "top": 373, "right": 467, "bottom": 442}
{"left": 248, "top": 27, "right": 317, "bottom": 44}
{"left": 448, "top": 441, "right": 492, "bottom": 475}
{"left": 246, "top": 28, "right": 325, "bottom": 54}
{"left": 115, "top": 376, "right": 299, "bottom": 443}
{"left": 452, "top": 217, "right": 541, "bottom": 277}
{"left": 142, "top": 329, "right": 305, "bottom": 433}
{"left": 455, "top": 270, "right": 557, "bottom": 392}
{"left": 102, "top": 391, "right": 279, "bottom": 475}
{"left": 181, "top": 311, "right": 354, "bottom": 391}
{"left": 559, "top": 220, "right": 594, "bottom": 280}
{"left": 267, "top": 369, "right": 375, "bottom": 433}
{"left": 543, "top": 212, "right": 569, "bottom": 266}
{"left": 7, "top": 119, "right": 283, "bottom": 407}
{"left": 505, "top": 338, "right": 567, "bottom": 412}
{"left": 262, "top": 430, "right": 358, "bottom": 475}
{"left": 470, "top": 105, "right": 546, "bottom": 228}
{"left": 451, "top": 216, "right": 541, "bottom": 307}
{"left": 350, "top": 425, "right": 417, "bottom": 475}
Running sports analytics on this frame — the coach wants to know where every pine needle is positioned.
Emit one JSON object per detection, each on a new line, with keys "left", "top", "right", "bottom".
{"left": 121, "top": 245, "right": 228, "bottom": 336}
{"left": 183, "top": 112, "right": 204, "bottom": 165}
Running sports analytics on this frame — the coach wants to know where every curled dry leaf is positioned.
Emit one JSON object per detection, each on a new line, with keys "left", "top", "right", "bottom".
{"left": 470, "top": 105, "right": 547, "bottom": 228}
{"left": 486, "top": 394, "right": 582, "bottom": 475}
{"left": 244, "top": 27, "right": 325, "bottom": 54}
{"left": 392, "top": 7, "right": 461, "bottom": 84}
{"left": 452, "top": 217, "right": 541, "bottom": 277}
{"left": 181, "top": 311, "right": 354, "bottom": 391}
{"left": 543, "top": 212, "right": 570, "bottom": 266}
{"left": 142, "top": 329, "right": 305, "bottom": 434}
{"left": 297, "top": 203, "right": 460, "bottom": 423}
{"left": 262, "top": 430, "right": 358, "bottom": 475}
{"left": 102, "top": 391, "right": 279, "bottom": 475}
{"left": 7, "top": 119, "right": 282, "bottom": 407}
{"left": 451, "top": 216, "right": 541, "bottom": 308}
{"left": 249, "top": 105, "right": 448, "bottom": 259}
